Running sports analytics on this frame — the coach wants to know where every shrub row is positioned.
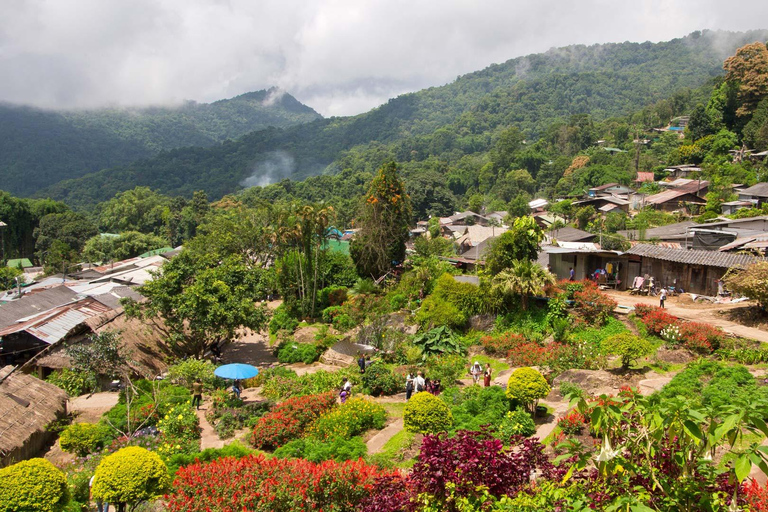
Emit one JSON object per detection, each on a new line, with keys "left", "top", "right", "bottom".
{"left": 250, "top": 392, "right": 337, "bottom": 450}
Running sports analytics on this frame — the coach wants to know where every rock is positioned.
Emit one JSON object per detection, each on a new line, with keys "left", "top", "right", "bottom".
{"left": 320, "top": 340, "right": 376, "bottom": 367}
{"left": 293, "top": 326, "right": 322, "bottom": 344}
{"left": 469, "top": 314, "right": 495, "bottom": 332}
{"left": 552, "top": 369, "right": 619, "bottom": 396}
{"left": 382, "top": 312, "right": 418, "bottom": 335}
{"left": 655, "top": 347, "right": 696, "bottom": 364}
{"left": 492, "top": 369, "right": 516, "bottom": 387}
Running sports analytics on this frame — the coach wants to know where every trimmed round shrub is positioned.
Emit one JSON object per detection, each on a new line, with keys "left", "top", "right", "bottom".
{"left": 59, "top": 422, "right": 111, "bottom": 457}
{"left": 309, "top": 397, "right": 386, "bottom": 439}
{"left": 497, "top": 409, "right": 537, "bottom": 440}
{"left": 276, "top": 342, "right": 320, "bottom": 364}
{"left": 0, "top": 458, "right": 69, "bottom": 512}
{"left": 404, "top": 391, "right": 453, "bottom": 434}
{"left": 91, "top": 446, "right": 171, "bottom": 508}
{"left": 505, "top": 367, "right": 551, "bottom": 414}
{"left": 603, "top": 332, "right": 653, "bottom": 369}
{"left": 361, "top": 363, "right": 400, "bottom": 396}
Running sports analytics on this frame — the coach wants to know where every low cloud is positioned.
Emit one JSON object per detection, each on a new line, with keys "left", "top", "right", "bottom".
{"left": 240, "top": 151, "right": 296, "bottom": 188}
{"left": 1, "top": 0, "right": 767, "bottom": 116}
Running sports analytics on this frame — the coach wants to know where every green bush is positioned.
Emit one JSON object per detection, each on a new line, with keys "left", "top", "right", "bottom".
{"left": 415, "top": 296, "right": 466, "bottom": 329}
{"left": 423, "top": 353, "right": 467, "bottom": 386}
{"left": 413, "top": 326, "right": 465, "bottom": 357}
{"left": 276, "top": 342, "right": 320, "bottom": 364}
{"left": 273, "top": 436, "right": 367, "bottom": 463}
{"left": 361, "top": 363, "right": 401, "bottom": 396}
{"left": 0, "top": 458, "right": 69, "bottom": 512}
{"left": 46, "top": 368, "right": 97, "bottom": 397}
{"left": 309, "top": 397, "right": 386, "bottom": 439}
{"left": 431, "top": 273, "right": 485, "bottom": 316}
{"left": 603, "top": 332, "right": 653, "bottom": 369}
{"left": 269, "top": 305, "right": 299, "bottom": 334}
{"left": 559, "top": 381, "right": 586, "bottom": 400}
{"left": 404, "top": 391, "right": 453, "bottom": 434}
{"left": 166, "top": 359, "right": 219, "bottom": 390}
{"left": 322, "top": 305, "right": 345, "bottom": 324}
{"left": 92, "top": 447, "right": 171, "bottom": 507}
{"left": 59, "top": 423, "right": 111, "bottom": 457}
{"left": 319, "top": 285, "right": 349, "bottom": 309}
{"left": 497, "top": 409, "right": 537, "bottom": 441}
{"left": 332, "top": 313, "right": 355, "bottom": 332}
{"left": 156, "top": 402, "right": 200, "bottom": 442}
{"left": 505, "top": 367, "right": 551, "bottom": 414}
{"left": 444, "top": 385, "right": 510, "bottom": 432}
{"left": 388, "top": 293, "right": 408, "bottom": 310}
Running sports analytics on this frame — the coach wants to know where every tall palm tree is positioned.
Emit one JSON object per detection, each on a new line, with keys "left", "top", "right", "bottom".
{"left": 492, "top": 259, "right": 556, "bottom": 310}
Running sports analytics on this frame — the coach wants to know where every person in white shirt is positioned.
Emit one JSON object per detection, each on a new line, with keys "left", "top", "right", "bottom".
{"left": 413, "top": 371, "right": 426, "bottom": 394}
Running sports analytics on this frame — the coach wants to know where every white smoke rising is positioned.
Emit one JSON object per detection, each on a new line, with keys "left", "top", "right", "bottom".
{"left": 240, "top": 151, "right": 296, "bottom": 188}
{"left": 262, "top": 88, "right": 287, "bottom": 107}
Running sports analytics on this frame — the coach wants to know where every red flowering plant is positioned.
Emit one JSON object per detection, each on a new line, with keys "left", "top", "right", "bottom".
{"left": 166, "top": 453, "right": 396, "bottom": 511}
{"left": 744, "top": 479, "right": 768, "bottom": 511}
{"left": 638, "top": 309, "right": 678, "bottom": 336}
{"left": 250, "top": 391, "right": 336, "bottom": 450}
{"left": 479, "top": 332, "right": 526, "bottom": 357}
{"left": 573, "top": 282, "right": 617, "bottom": 326}
{"left": 676, "top": 321, "right": 726, "bottom": 354}
{"left": 557, "top": 410, "right": 586, "bottom": 435}
{"left": 508, "top": 342, "right": 554, "bottom": 367}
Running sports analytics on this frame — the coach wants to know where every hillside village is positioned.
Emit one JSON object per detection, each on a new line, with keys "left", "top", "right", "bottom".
{"left": 4, "top": 33, "right": 768, "bottom": 512}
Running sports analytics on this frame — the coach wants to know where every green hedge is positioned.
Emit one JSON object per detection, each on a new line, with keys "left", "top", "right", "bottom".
{"left": 276, "top": 342, "right": 320, "bottom": 364}
{"left": 60, "top": 423, "right": 112, "bottom": 457}
{"left": 273, "top": 436, "right": 366, "bottom": 463}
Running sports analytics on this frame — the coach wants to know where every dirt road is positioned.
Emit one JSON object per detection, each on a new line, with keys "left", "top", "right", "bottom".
{"left": 605, "top": 290, "right": 768, "bottom": 344}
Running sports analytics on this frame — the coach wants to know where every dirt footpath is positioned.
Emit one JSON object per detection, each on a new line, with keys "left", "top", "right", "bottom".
{"left": 605, "top": 290, "right": 768, "bottom": 344}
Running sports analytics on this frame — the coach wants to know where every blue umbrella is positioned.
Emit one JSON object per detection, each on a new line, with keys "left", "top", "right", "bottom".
{"left": 214, "top": 363, "right": 259, "bottom": 380}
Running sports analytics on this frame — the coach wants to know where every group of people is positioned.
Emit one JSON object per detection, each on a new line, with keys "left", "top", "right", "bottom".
{"left": 405, "top": 371, "right": 441, "bottom": 400}
{"left": 470, "top": 361, "right": 493, "bottom": 387}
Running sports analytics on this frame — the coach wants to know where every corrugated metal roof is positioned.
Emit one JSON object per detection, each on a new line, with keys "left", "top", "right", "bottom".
{"left": 738, "top": 182, "right": 768, "bottom": 197}
{"left": 626, "top": 244, "right": 761, "bottom": 268}
{"left": 0, "top": 298, "right": 112, "bottom": 344}
{"left": 645, "top": 188, "right": 706, "bottom": 205}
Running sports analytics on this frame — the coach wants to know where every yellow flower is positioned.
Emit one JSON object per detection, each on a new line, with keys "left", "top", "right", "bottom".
{"left": 178, "top": 414, "right": 184, "bottom": 420}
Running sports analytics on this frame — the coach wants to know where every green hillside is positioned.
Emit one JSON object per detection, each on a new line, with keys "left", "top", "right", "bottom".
{"left": 38, "top": 29, "right": 768, "bottom": 209}
{"left": 0, "top": 88, "right": 320, "bottom": 196}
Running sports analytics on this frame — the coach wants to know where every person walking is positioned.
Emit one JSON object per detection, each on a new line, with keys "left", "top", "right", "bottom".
{"left": 414, "top": 371, "right": 426, "bottom": 393}
{"left": 357, "top": 353, "right": 366, "bottom": 374}
{"left": 340, "top": 377, "right": 352, "bottom": 403}
{"left": 405, "top": 373, "right": 414, "bottom": 401}
{"left": 232, "top": 379, "right": 241, "bottom": 400}
{"left": 470, "top": 361, "right": 483, "bottom": 385}
{"left": 660, "top": 287, "right": 667, "bottom": 309}
{"left": 569, "top": 267, "right": 575, "bottom": 281}
{"left": 191, "top": 379, "right": 203, "bottom": 410}
{"left": 483, "top": 363, "right": 492, "bottom": 387}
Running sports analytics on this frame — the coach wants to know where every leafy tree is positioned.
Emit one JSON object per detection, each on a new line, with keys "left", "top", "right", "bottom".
{"left": 575, "top": 205, "right": 596, "bottom": 230}
{"left": 34, "top": 211, "right": 98, "bottom": 256}
{"left": 124, "top": 252, "right": 270, "bottom": 357}
{"left": 724, "top": 42, "right": 768, "bottom": 117}
{"left": 484, "top": 216, "right": 543, "bottom": 274}
{"left": 724, "top": 261, "right": 768, "bottom": 308}
{"left": 414, "top": 235, "right": 454, "bottom": 258}
{"left": 350, "top": 162, "right": 412, "bottom": 279}
{"left": 603, "top": 332, "right": 653, "bottom": 369}
{"left": 505, "top": 367, "right": 550, "bottom": 414}
{"left": 97, "top": 186, "right": 170, "bottom": 235}
{"left": 65, "top": 330, "right": 128, "bottom": 393}
{"left": 492, "top": 259, "right": 555, "bottom": 310}
{"left": 82, "top": 231, "right": 168, "bottom": 263}
{"left": 0, "top": 266, "right": 23, "bottom": 291}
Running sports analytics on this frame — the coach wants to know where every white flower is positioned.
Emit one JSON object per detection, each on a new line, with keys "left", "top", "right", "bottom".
{"left": 595, "top": 435, "right": 620, "bottom": 463}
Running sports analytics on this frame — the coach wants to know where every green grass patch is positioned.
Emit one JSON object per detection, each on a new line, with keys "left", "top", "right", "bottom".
{"left": 381, "top": 402, "right": 406, "bottom": 418}
{"left": 368, "top": 429, "right": 417, "bottom": 468}
{"left": 541, "top": 425, "right": 562, "bottom": 446}
{"left": 468, "top": 354, "right": 510, "bottom": 374}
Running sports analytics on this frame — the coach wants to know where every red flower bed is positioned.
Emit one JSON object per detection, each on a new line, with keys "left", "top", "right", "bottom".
{"left": 637, "top": 308, "right": 678, "bottom": 335}
{"left": 507, "top": 341, "right": 554, "bottom": 367}
{"left": 479, "top": 332, "right": 526, "bottom": 356}
{"left": 251, "top": 392, "right": 336, "bottom": 450}
{"left": 676, "top": 321, "right": 726, "bottom": 354}
{"left": 167, "top": 454, "right": 395, "bottom": 512}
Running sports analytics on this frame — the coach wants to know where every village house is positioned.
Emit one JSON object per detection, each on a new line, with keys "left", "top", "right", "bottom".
{"left": 736, "top": 182, "right": 768, "bottom": 208}
{"left": 0, "top": 366, "right": 67, "bottom": 467}
{"left": 440, "top": 211, "right": 490, "bottom": 226}
{"left": 587, "top": 183, "right": 635, "bottom": 197}
{"left": 572, "top": 195, "right": 630, "bottom": 213}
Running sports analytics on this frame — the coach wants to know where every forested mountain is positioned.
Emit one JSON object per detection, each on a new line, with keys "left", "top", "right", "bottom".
{"left": 36, "top": 30, "right": 768, "bottom": 209}
{"left": 0, "top": 88, "right": 320, "bottom": 196}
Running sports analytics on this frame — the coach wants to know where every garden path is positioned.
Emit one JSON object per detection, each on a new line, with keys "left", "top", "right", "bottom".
{"left": 196, "top": 406, "right": 227, "bottom": 450}
{"left": 222, "top": 328, "right": 278, "bottom": 366}
{"left": 366, "top": 418, "right": 404, "bottom": 454}
{"left": 534, "top": 399, "right": 570, "bottom": 441}
{"left": 605, "top": 291, "right": 768, "bottom": 343}
{"left": 69, "top": 391, "right": 119, "bottom": 423}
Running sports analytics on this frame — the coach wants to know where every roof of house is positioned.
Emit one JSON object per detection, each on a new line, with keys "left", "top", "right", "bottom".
{"left": 645, "top": 189, "right": 706, "bottom": 205}
{"left": 635, "top": 172, "right": 655, "bottom": 183}
{"left": 0, "top": 365, "right": 68, "bottom": 464}
{"left": 0, "top": 297, "right": 113, "bottom": 345}
{"left": 573, "top": 195, "right": 630, "bottom": 206}
{"left": 456, "top": 225, "right": 507, "bottom": 247}
{"left": 618, "top": 221, "right": 697, "bottom": 240}
{"left": 590, "top": 183, "right": 619, "bottom": 191}
{"left": 449, "top": 211, "right": 488, "bottom": 223}
{"left": 6, "top": 259, "right": 33, "bottom": 269}
{"left": 738, "top": 183, "right": 768, "bottom": 198}
{"left": 0, "top": 286, "right": 79, "bottom": 330}
{"left": 459, "top": 236, "right": 496, "bottom": 261}
{"left": 548, "top": 227, "right": 595, "bottom": 243}
{"left": 625, "top": 244, "right": 761, "bottom": 268}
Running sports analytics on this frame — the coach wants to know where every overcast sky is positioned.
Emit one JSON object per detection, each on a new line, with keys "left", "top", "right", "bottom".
{"left": 1, "top": 0, "right": 767, "bottom": 117}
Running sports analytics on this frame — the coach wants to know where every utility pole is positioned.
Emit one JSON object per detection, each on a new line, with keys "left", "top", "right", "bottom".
{"left": 0, "top": 221, "right": 6, "bottom": 264}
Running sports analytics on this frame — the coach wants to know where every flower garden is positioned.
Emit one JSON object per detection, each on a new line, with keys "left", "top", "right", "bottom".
{"left": 9, "top": 266, "right": 768, "bottom": 512}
